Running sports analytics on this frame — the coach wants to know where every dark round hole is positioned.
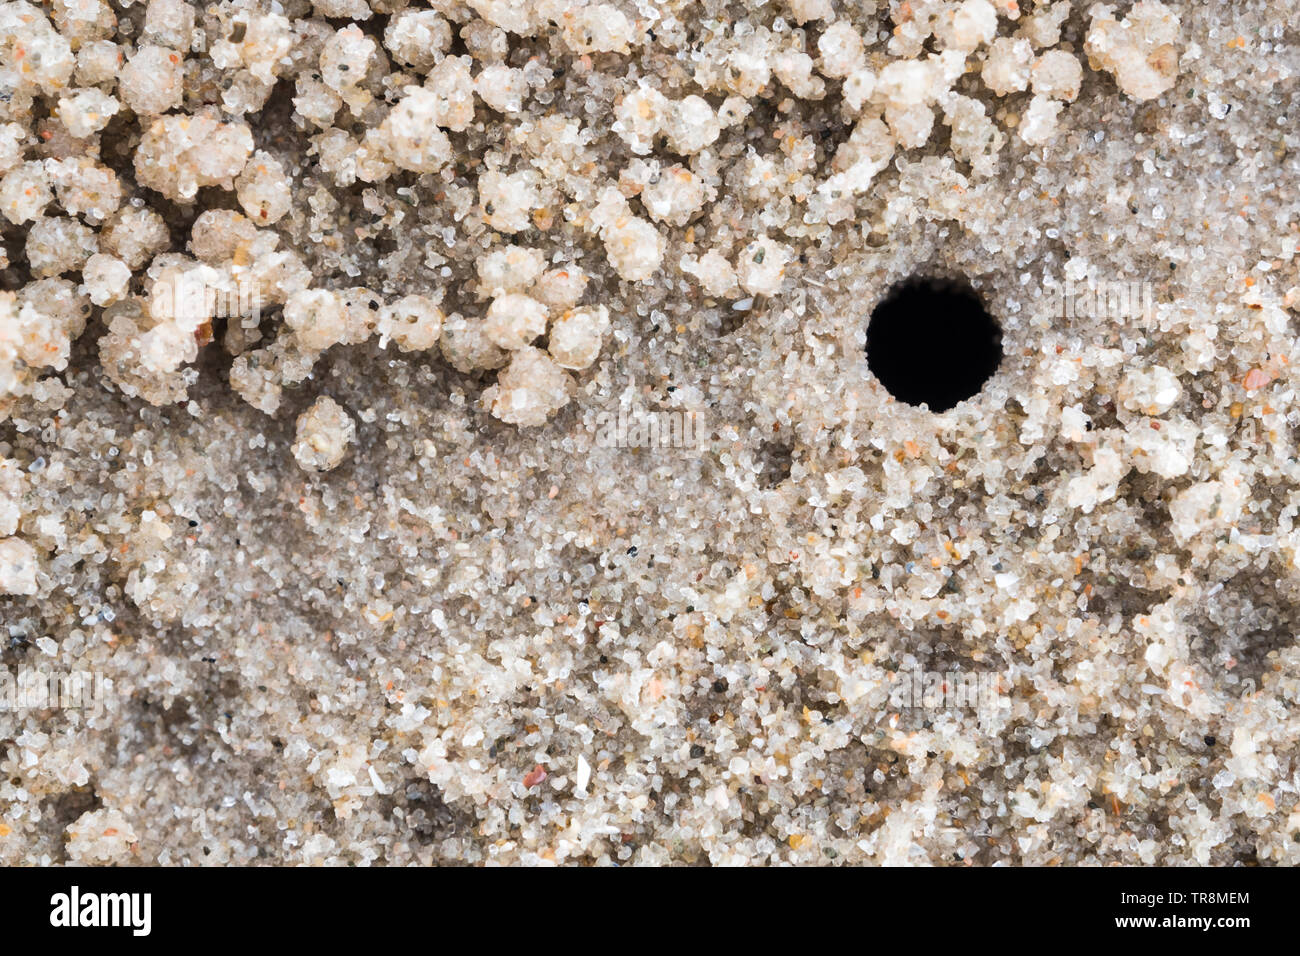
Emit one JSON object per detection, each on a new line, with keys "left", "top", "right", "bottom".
{"left": 866, "top": 276, "right": 1002, "bottom": 412}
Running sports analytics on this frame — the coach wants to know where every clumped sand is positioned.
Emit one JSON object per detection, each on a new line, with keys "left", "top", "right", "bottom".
{"left": 1, "top": 0, "right": 1299, "bottom": 864}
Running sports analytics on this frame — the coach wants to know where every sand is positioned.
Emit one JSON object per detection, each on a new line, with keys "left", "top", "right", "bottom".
{"left": 1, "top": 0, "right": 1298, "bottom": 865}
